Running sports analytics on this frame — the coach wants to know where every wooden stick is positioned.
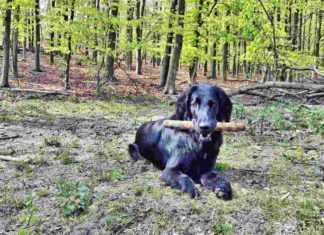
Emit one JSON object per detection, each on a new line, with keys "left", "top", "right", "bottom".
{"left": 163, "top": 120, "right": 246, "bottom": 132}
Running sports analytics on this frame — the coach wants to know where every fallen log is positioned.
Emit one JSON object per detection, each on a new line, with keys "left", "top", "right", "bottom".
{"left": 163, "top": 120, "right": 246, "bottom": 132}
{"left": 227, "top": 82, "right": 324, "bottom": 97}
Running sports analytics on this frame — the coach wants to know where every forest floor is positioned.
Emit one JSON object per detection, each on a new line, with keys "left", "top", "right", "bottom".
{"left": 0, "top": 53, "right": 323, "bottom": 234}
{"left": 0, "top": 93, "right": 323, "bottom": 234}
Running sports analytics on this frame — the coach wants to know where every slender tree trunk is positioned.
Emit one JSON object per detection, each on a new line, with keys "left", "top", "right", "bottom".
{"left": 232, "top": 41, "right": 237, "bottom": 76}
{"left": 203, "top": 42, "right": 208, "bottom": 76}
{"left": 106, "top": 0, "right": 119, "bottom": 81}
{"left": 163, "top": 0, "right": 185, "bottom": 94}
{"left": 126, "top": 0, "right": 133, "bottom": 70}
{"left": 50, "top": 0, "right": 55, "bottom": 65}
{"left": 291, "top": 2, "right": 298, "bottom": 50}
{"left": 23, "top": 35, "right": 27, "bottom": 61}
{"left": 0, "top": 0, "right": 12, "bottom": 87}
{"left": 159, "top": 0, "right": 177, "bottom": 87}
{"left": 64, "top": 0, "right": 76, "bottom": 90}
{"left": 314, "top": 4, "right": 323, "bottom": 61}
{"left": 28, "top": 11, "right": 34, "bottom": 52}
{"left": 92, "top": 0, "right": 100, "bottom": 64}
{"left": 188, "top": 0, "right": 203, "bottom": 85}
{"left": 236, "top": 41, "right": 241, "bottom": 76}
{"left": 210, "top": 41, "right": 217, "bottom": 79}
{"left": 298, "top": 7, "right": 303, "bottom": 51}
{"left": 243, "top": 40, "right": 248, "bottom": 79}
{"left": 34, "top": 0, "right": 42, "bottom": 71}
{"left": 307, "top": 13, "right": 312, "bottom": 52}
{"left": 12, "top": 6, "right": 20, "bottom": 79}
{"left": 135, "top": 0, "right": 145, "bottom": 75}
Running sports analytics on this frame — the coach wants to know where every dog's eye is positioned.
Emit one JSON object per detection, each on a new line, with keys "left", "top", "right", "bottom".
{"left": 208, "top": 100, "right": 217, "bottom": 107}
{"left": 192, "top": 98, "right": 200, "bottom": 107}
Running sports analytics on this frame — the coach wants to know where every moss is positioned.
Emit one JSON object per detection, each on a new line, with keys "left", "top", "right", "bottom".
{"left": 35, "top": 189, "right": 51, "bottom": 198}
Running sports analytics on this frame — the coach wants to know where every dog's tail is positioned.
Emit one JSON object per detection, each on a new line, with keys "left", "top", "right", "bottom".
{"left": 128, "top": 143, "right": 142, "bottom": 161}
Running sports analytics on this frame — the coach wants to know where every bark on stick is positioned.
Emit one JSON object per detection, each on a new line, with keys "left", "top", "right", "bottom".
{"left": 163, "top": 120, "right": 246, "bottom": 132}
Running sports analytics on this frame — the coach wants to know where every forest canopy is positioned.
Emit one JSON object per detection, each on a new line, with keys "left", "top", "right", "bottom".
{"left": 0, "top": 0, "right": 323, "bottom": 95}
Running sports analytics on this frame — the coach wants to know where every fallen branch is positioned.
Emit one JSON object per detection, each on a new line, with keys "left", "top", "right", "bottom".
{"left": 163, "top": 120, "right": 246, "bottom": 132}
{"left": 0, "top": 88, "right": 70, "bottom": 96}
{"left": 0, "top": 134, "right": 20, "bottom": 140}
{"left": 227, "top": 82, "right": 324, "bottom": 97}
{"left": 287, "top": 66, "right": 324, "bottom": 78}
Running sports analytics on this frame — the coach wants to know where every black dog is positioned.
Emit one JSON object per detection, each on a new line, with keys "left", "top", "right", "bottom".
{"left": 128, "top": 84, "right": 233, "bottom": 199}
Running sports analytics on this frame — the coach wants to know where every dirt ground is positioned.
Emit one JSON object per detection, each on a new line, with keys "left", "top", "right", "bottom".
{"left": 0, "top": 90, "right": 323, "bottom": 234}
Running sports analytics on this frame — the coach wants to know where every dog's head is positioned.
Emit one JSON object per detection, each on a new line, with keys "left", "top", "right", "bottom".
{"left": 174, "top": 84, "right": 232, "bottom": 140}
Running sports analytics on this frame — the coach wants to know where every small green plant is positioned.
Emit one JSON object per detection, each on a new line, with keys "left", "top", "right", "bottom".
{"left": 22, "top": 194, "right": 40, "bottom": 227}
{"left": 44, "top": 136, "right": 61, "bottom": 147}
{"left": 35, "top": 189, "right": 50, "bottom": 198}
{"left": 211, "top": 221, "right": 234, "bottom": 235}
{"left": 56, "top": 181, "right": 97, "bottom": 217}
{"left": 105, "top": 169, "right": 125, "bottom": 182}
{"left": 17, "top": 230, "right": 29, "bottom": 235}
{"left": 106, "top": 209, "right": 133, "bottom": 230}
{"left": 57, "top": 151, "right": 72, "bottom": 165}
{"left": 297, "top": 199, "right": 318, "bottom": 222}
{"left": 216, "top": 162, "right": 230, "bottom": 171}
{"left": 233, "top": 104, "right": 245, "bottom": 119}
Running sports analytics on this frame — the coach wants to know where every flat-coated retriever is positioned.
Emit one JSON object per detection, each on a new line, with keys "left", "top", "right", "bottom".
{"left": 128, "top": 84, "right": 233, "bottom": 199}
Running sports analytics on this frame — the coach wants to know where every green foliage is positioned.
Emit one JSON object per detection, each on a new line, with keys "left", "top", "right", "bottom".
{"left": 233, "top": 104, "right": 245, "bottom": 119}
{"left": 22, "top": 194, "right": 40, "bottom": 226}
{"left": 56, "top": 151, "right": 73, "bottom": 165}
{"left": 44, "top": 136, "right": 62, "bottom": 148}
{"left": 106, "top": 209, "right": 133, "bottom": 230}
{"left": 56, "top": 181, "right": 97, "bottom": 217}
{"left": 211, "top": 220, "right": 234, "bottom": 235}
{"left": 105, "top": 169, "right": 125, "bottom": 182}
{"left": 215, "top": 162, "right": 230, "bottom": 171}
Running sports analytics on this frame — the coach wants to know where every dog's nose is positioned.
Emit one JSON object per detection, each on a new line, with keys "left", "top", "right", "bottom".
{"left": 199, "top": 124, "right": 211, "bottom": 132}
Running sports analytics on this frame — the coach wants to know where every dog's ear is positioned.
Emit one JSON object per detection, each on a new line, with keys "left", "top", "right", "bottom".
{"left": 173, "top": 86, "right": 198, "bottom": 120}
{"left": 217, "top": 88, "right": 232, "bottom": 122}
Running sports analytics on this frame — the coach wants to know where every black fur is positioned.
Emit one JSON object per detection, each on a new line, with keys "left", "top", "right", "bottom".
{"left": 128, "top": 84, "right": 233, "bottom": 199}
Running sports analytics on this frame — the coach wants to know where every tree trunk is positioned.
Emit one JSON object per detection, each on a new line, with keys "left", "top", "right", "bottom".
{"left": 203, "top": 42, "right": 208, "bottom": 76}
{"left": 106, "top": 0, "right": 119, "bottom": 81}
{"left": 243, "top": 40, "right": 248, "bottom": 79}
{"left": 210, "top": 42, "right": 217, "bottom": 79}
{"left": 64, "top": 0, "right": 76, "bottom": 90}
{"left": 34, "top": 0, "right": 42, "bottom": 72}
{"left": 188, "top": 0, "right": 203, "bottom": 85}
{"left": 232, "top": 41, "right": 237, "bottom": 76}
{"left": 298, "top": 7, "right": 303, "bottom": 51}
{"left": 314, "top": 4, "right": 323, "bottom": 61}
{"left": 307, "top": 13, "right": 312, "bottom": 52}
{"left": 50, "top": 0, "right": 55, "bottom": 65}
{"left": 236, "top": 41, "right": 240, "bottom": 76}
{"left": 0, "top": 0, "right": 12, "bottom": 88}
{"left": 221, "top": 31, "right": 229, "bottom": 81}
{"left": 135, "top": 0, "right": 145, "bottom": 75}
{"left": 159, "top": 0, "right": 177, "bottom": 87}
{"left": 28, "top": 11, "right": 34, "bottom": 52}
{"left": 291, "top": 3, "right": 298, "bottom": 50}
{"left": 163, "top": 0, "right": 185, "bottom": 94}
{"left": 12, "top": 6, "right": 20, "bottom": 79}
{"left": 92, "top": 0, "right": 100, "bottom": 64}
{"left": 126, "top": 0, "right": 133, "bottom": 70}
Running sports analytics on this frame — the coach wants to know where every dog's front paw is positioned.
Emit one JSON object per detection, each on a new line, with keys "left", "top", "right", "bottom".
{"left": 214, "top": 183, "right": 232, "bottom": 200}
{"left": 201, "top": 173, "right": 232, "bottom": 200}
{"left": 179, "top": 176, "right": 200, "bottom": 198}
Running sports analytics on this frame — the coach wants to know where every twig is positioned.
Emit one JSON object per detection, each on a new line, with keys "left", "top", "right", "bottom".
{"left": 0, "top": 156, "right": 21, "bottom": 161}
{"left": 0, "top": 134, "right": 20, "bottom": 140}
